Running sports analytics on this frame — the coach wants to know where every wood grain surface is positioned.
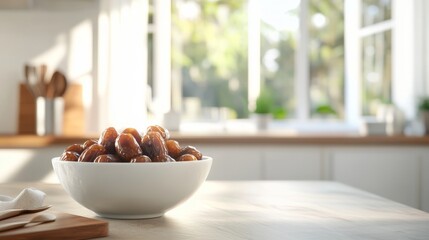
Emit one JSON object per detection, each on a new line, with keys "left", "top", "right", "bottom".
{"left": 62, "top": 83, "right": 84, "bottom": 136}
{"left": 0, "top": 211, "right": 108, "bottom": 240}
{"left": 0, "top": 182, "right": 428, "bottom": 239}
{"left": 17, "top": 84, "right": 36, "bottom": 134}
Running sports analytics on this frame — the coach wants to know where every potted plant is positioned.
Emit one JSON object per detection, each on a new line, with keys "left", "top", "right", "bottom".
{"left": 253, "top": 89, "right": 273, "bottom": 130}
{"left": 272, "top": 107, "right": 288, "bottom": 120}
{"left": 418, "top": 97, "right": 429, "bottom": 135}
{"left": 313, "top": 104, "right": 337, "bottom": 118}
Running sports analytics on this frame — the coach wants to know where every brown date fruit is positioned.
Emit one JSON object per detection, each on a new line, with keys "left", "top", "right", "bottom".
{"left": 146, "top": 125, "right": 170, "bottom": 140}
{"left": 180, "top": 146, "right": 203, "bottom": 160}
{"left": 94, "top": 154, "right": 121, "bottom": 163}
{"left": 98, "top": 127, "right": 119, "bottom": 154}
{"left": 82, "top": 139, "right": 97, "bottom": 150}
{"left": 122, "top": 128, "right": 142, "bottom": 144}
{"left": 115, "top": 133, "right": 143, "bottom": 160}
{"left": 65, "top": 144, "right": 84, "bottom": 155}
{"left": 163, "top": 155, "right": 176, "bottom": 162}
{"left": 141, "top": 132, "right": 169, "bottom": 162}
{"left": 166, "top": 140, "right": 181, "bottom": 158}
{"left": 60, "top": 151, "right": 79, "bottom": 161}
{"left": 113, "top": 154, "right": 127, "bottom": 162}
{"left": 130, "top": 155, "right": 152, "bottom": 163}
{"left": 177, "top": 154, "right": 197, "bottom": 161}
{"left": 78, "top": 144, "right": 106, "bottom": 162}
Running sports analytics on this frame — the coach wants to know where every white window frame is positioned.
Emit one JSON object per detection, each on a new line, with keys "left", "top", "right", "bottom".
{"left": 344, "top": 0, "right": 361, "bottom": 126}
{"left": 295, "top": 0, "right": 310, "bottom": 121}
{"left": 392, "top": 0, "right": 425, "bottom": 119}
{"left": 153, "top": 0, "right": 171, "bottom": 116}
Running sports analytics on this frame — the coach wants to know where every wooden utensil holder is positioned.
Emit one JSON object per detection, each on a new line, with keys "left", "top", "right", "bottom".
{"left": 18, "top": 83, "right": 85, "bottom": 135}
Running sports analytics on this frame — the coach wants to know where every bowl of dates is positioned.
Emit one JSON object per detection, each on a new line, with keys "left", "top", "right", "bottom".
{"left": 52, "top": 125, "right": 212, "bottom": 219}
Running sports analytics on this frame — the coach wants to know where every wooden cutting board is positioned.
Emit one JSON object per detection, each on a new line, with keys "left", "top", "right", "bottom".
{"left": 0, "top": 212, "right": 108, "bottom": 240}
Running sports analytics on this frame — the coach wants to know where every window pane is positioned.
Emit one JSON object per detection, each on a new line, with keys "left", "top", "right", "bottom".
{"left": 362, "top": 0, "right": 392, "bottom": 27}
{"left": 260, "top": 3, "right": 298, "bottom": 119}
{"left": 148, "top": 0, "right": 154, "bottom": 24}
{"left": 308, "top": 0, "right": 344, "bottom": 118}
{"left": 361, "top": 30, "right": 392, "bottom": 116}
{"left": 172, "top": 0, "right": 248, "bottom": 120}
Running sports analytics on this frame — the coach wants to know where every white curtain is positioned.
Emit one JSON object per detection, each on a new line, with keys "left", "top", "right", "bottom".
{"left": 95, "top": 0, "right": 148, "bottom": 131}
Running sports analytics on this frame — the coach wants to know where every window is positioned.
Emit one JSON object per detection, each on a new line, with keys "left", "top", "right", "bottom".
{"left": 172, "top": 0, "right": 248, "bottom": 119}
{"left": 361, "top": 30, "right": 392, "bottom": 115}
{"left": 148, "top": 0, "right": 420, "bottom": 129}
{"left": 360, "top": 0, "right": 393, "bottom": 116}
{"left": 308, "top": 0, "right": 344, "bottom": 118}
{"left": 362, "top": 0, "right": 391, "bottom": 27}
{"left": 150, "top": 0, "right": 346, "bottom": 122}
{"left": 259, "top": 1, "right": 298, "bottom": 119}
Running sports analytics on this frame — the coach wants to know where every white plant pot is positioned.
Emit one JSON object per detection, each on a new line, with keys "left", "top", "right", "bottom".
{"left": 421, "top": 111, "right": 429, "bottom": 135}
{"left": 253, "top": 114, "right": 271, "bottom": 130}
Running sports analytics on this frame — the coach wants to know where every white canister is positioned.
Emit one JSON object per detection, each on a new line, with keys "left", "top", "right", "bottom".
{"left": 377, "top": 104, "right": 405, "bottom": 136}
{"left": 36, "top": 97, "right": 64, "bottom": 136}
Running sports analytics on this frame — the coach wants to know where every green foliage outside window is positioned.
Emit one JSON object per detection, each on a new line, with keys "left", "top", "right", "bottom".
{"left": 308, "top": 0, "right": 345, "bottom": 118}
{"left": 172, "top": 0, "right": 248, "bottom": 118}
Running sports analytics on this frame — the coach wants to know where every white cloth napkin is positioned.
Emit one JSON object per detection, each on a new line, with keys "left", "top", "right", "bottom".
{"left": 0, "top": 188, "right": 46, "bottom": 211}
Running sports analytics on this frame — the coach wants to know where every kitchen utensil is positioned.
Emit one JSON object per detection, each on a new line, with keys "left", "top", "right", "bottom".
{"left": 24, "top": 65, "right": 32, "bottom": 96}
{"left": 54, "top": 71, "right": 67, "bottom": 97}
{"left": 38, "top": 64, "right": 47, "bottom": 97}
{"left": 46, "top": 75, "right": 55, "bottom": 99}
{"left": 0, "top": 212, "right": 108, "bottom": 240}
{"left": 47, "top": 71, "right": 68, "bottom": 99}
{"left": 0, "top": 213, "right": 56, "bottom": 232}
{"left": 24, "top": 65, "right": 40, "bottom": 98}
{"left": 0, "top": 205, "right": 51, "bottom": 221}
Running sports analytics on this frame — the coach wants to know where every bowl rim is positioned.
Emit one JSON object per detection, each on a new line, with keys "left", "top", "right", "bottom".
{"left": 52, "top": 156, "right": 212, "bottom": 165}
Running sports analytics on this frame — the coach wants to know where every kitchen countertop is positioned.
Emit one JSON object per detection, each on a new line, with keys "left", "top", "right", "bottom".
{"left": 1, "top": 181, "right": 429, "bottom": 239}
{"left": 0, "top": 133, "right": 429, "bottom": 148}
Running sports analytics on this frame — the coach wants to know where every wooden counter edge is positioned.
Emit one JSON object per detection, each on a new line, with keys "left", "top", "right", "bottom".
{"left": 0, "top": 134, "right": 429, "bottom": 148}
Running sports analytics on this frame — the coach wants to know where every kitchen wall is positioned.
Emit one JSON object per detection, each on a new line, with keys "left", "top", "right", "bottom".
{"left": 0, "top": 1, "right": 98, "bottom": 134}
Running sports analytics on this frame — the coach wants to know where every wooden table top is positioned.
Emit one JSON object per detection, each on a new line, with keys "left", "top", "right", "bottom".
{"left": 1, "top": 181, "right": 429, "bottom": 239}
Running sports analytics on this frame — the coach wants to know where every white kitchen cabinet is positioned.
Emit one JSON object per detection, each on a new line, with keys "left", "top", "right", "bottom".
{"left": 328, "top": 146, "right": 421, "bottom": 208}
{"left": 195, "top": 145, "right": 323, "bottom": 180}
{"left": 422, "top": 153, "right": 429, "bottom": 212}
{"left": 262, "top": 145, "right": 322, "bottom": 180}
{"left": 198, "top": 144, "right": 262, "bottom": 180}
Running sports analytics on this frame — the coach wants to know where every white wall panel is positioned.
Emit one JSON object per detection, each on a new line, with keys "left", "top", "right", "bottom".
{"left": 329, "top": 147, "right": 420, "bottom": 208}
{"left": 263, "top": 146, "right": 321, "bottom": 180}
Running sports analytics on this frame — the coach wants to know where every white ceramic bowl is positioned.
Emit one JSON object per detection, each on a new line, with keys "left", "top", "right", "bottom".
{"left": 52, "top": 157, "right": 212, "bottom": 219}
